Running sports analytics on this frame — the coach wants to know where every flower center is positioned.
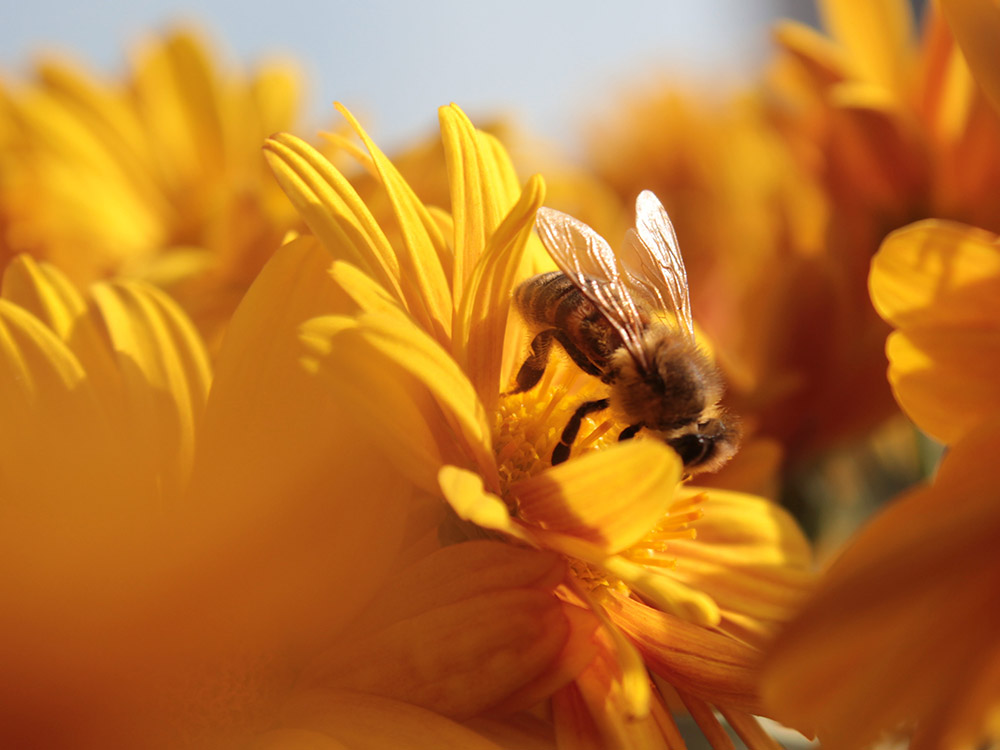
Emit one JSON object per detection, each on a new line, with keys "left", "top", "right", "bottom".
{"left": 493, "top": 382, "right": 618, "bottom": 490}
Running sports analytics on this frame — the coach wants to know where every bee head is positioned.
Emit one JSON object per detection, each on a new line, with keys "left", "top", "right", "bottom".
{"left": 666, "top": 415, "right": 742, "bottom": 474}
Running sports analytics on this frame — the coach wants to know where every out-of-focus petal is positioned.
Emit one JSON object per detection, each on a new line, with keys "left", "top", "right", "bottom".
{"left": 870, "top": 219, "right": 1000, "bottom": 329}
{"left": 187, "top": 235, "right": 411, "bottom": 652}
{"left": 278, "top": 690, "right": 505, "bottom": 750}
{"left": 90, "top": 277, "right": 211, "bottom": 496}
{"left": 941, "top": 0, "right": 1000, "bottom": 117}
{"left": 886, "top": 325, "right": 1000, "bottom": 443}
{"left": 819, "top": 0, "right": 916, "bottom": 91}
{"left": 829, "top": 86, "right": 928, "bottom": 206}
{"left": 0, "top": 297, "right": 133, "bottom": 505}
{"left": 870, "top": 220, "right": 1000, "bottom": 442}
{"left": 762, "top": 419, "right": 1000, "bottom": 750}
{"left": 772, "top": 20, "right": 850, "bottom": 88}
{"left": 301, "top": 541, "right": 573, "bottom": 719}
{"left": 250, "top": 728, "right": 350, "bottom": 750}
{"left": 461, "top": 715, "right": 556, "bottom": 750}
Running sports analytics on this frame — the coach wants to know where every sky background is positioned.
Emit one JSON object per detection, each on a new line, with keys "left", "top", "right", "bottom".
{"left": 1, "top": 0, "right": 816, "bottom": 155}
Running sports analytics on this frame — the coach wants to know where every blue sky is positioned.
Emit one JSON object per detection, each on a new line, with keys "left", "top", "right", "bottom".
{"left": 1, "top": 0, "right": 810, "bottom": 154}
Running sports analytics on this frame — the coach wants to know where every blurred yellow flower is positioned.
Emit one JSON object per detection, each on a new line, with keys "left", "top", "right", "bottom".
{"left": 0, "top": 29, "right": 304, "bottom": 345}
{"left": 761, "top": 219, "right": 1000, "bottom": 749}
{"left": 0, "top": 245, "right": 574, "bottom": 748}
{"left": 266, "top": 102, "right": 815, "bottom": 748}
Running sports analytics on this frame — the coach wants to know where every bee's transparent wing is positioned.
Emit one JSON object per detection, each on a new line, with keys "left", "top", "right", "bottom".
{"left": 619, "top": 190, "right": 696, "bottom": 340}
{"left": 534, "top": 206, "right": 649, "bottom": 368}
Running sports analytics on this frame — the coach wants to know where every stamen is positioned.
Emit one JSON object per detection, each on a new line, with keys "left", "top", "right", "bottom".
{"left": 576, "top": 419, "right": 615, "bottom": 452}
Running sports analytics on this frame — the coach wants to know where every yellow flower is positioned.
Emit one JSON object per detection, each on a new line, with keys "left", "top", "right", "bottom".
{"left": 265, "top": 103, "right": 815, "bottom": 747}
{"left": 761, "top": 220, "right": 1000, "bottom": 748}
{"left": 0, "top": 29, "right": 303, "bottom": 344}
{"left": 0, "top": 245, "right": 573, "bottom": 748}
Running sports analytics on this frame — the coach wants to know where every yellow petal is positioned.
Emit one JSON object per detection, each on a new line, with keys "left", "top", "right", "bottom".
{"left": 303, "top": 307, "right": 497, "bottom": 490}
{"left": 188, "top": 236, "right": 411, "bottom": 647}
{"left": 488, "top": 601, "right": 601, "bottom": 716}
{"left": 131, "top": 29, "right": 224, "bottom": 183}
{"left": 335, "top": 103, "right": 452, "bottom": 343}
{"left": 460, "top": 715, "right": 556, "bottom": 750}
{"left": 328, "top": 259, "right": 405, "bottom": 316}
{"left": 772, "top": 20, "right": 850, "bottom": 88}
{"left": 301, "top": 541, "right": 571, "bottom": 719}
{"left": 279, "top": 690, "right": 504, "bottom": 750}
{"left": 510, "top": 440, "right": 682, "bottom": 554}
{"left": 0, "top": 298, "right": 139, "bottom": 506}
{"left": 440, "top": 104, "right": 485, "bottom": 306}
{"left": 666, "top": 488, "right": 815, "bottom": 647}
{"left": 90, "top": 278, "right": 211, "bottom": 496}
{"left": 604, "top": 592, "right": 764, "bottom": 716}
{"left": 564, "top": 581, "right": 652, "bottom": 720}
{"left": 303, "top": 315, "right": 451, "bottom": 493}
{"left": 536, "top": 529, "right": 720, "bottom": 626}
{"left": 887, "top": 325, "right": 1000, "bottom": 444}
{"left": 870, "top": 219, "right": 1000, "bottom": 329}
{"left": 454, "top": 173, "right": 546, "bottom": 414}
{"left": 941, "top": 0, "right": 1000, "bottom": 118}
{"left": 2, "top": 254, "right": 89, "bottom": 339}
{"left": 439, "top": 104, "right": 522, "bottom": 304}
{"left": 263, "top": 132, "right": 405, "bottom": 304}
{"left": 438, "top": 465, "right": 526, "bottom": 540}
{"left": 819, "top": 0, "right": 916, "bottom": 91}
{"left": 1, "top": 255, "right": 122, "bottom": 412}
{"left": 563, "top": 637, "right": 679, "bottom": 749}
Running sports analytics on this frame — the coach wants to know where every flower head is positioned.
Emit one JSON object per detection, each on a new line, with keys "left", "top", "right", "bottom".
{"left": 265, "top": 102, "right": 815, "bottom": 747}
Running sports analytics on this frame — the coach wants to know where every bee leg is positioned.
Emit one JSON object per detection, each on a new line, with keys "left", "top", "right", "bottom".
{"left": 510, "top": 330, "right": 556, "bottom": 394}
{"left": 618, "top": 424, "right": 643, "bottom": 441}
{"left": 553, "top": 398, "right": 610, "bottom": 465}
{"left": 552, "top": 331, "right": 603, "bottom": 378}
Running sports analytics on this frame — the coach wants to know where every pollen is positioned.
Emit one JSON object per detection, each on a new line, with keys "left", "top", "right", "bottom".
{"left": 494, "top": 382, "right": 619, "bottom": 489}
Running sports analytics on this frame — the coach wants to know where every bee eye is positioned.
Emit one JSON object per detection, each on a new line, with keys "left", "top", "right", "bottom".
{"left": 668, "top": 434, "right": 713, "bottom": 467}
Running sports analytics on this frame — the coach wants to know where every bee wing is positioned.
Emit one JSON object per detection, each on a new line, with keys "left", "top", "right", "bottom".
{"left": 534, "top": 206, "right": 650, "bottom": 368}
{"left": 619, "top": 190, "right": 696, "bottom": 340}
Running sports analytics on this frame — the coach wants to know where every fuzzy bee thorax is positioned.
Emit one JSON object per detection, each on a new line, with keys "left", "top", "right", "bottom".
{"left": 607, "top": 327, "right": 723, "bottom": 433}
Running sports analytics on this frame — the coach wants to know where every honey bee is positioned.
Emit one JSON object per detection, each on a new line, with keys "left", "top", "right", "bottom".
{"left": 511, "top": 190, "right": 740, "bottom": 472}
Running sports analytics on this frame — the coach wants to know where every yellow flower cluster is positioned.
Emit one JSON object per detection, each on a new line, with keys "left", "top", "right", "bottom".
{"left": 0, "top": 0, "right": 997, "bottom": 748}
